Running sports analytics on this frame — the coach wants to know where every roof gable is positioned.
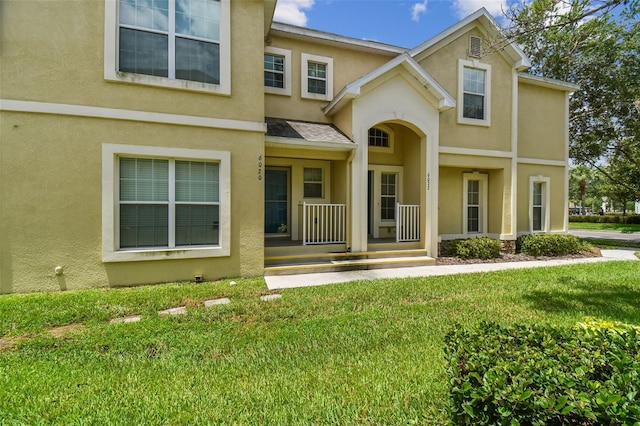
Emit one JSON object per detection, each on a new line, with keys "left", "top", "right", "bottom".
{"left": 409, "top": 8, "right": 531, "bottom": 71}
{"left": 324, "top": 53, "right": 455, "bottom": 116}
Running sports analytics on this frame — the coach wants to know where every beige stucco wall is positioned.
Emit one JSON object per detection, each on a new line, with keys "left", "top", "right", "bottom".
{"left": 518, "top": 83, "right": 567, "bottom": 161}
{"left": 264, "top": 35, "right": 393, "bottom": 123}
{"left": 438, "top": 167, "right": 464, "bottom": 235}
{"left": 1, "top": 0, "right": 265, "bottom": 122}
{"left": 0, "top": 112, "right": 265, "bottom": 294}
{"left": 417, "top": 27, "right": 513, "bottom": 152}
{"left": 516, "top": 164, "right": 567, "bottom": 234}
{"left": 437, "top": 157, "right": 512, "bottom": 237}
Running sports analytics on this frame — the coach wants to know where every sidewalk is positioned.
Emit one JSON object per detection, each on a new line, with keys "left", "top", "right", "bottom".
{"left": 264, "top": 249, "right": 638, "bottom": 290}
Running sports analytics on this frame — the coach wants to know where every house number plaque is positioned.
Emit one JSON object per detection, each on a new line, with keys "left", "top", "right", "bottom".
{"left": 258, "top": 155, "right": 263, "bottom": 181}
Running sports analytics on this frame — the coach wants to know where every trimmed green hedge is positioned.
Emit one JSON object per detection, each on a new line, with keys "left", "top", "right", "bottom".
{"left": 445, "top": 321, "right": 640, "bottom": 425}
{"left": 517, "top": 234, "right": 585, "bottom": 256}
{"left": 570, "top": 214, "right": 640, "bottom": 224}
{"left": 450, "top": 237, "right": 502, "bottom": 259}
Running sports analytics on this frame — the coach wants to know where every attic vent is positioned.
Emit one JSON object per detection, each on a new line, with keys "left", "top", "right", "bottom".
{"left": 469, "top": 35, "right": 482, "bottom": 58}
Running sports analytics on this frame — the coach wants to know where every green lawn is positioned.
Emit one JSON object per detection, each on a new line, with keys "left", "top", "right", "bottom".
{"left": 2, "top": 261, "right": 640, "bottom": 424}
{"left": 569, "top": 221, "right": 640, "bottom": 232}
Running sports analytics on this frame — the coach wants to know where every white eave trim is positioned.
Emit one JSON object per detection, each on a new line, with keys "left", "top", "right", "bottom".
{"left": 270, "top": 22, "right": 407, "bottom": 56}
{"left": 518, "top": 73, "right": 579, "bottom": 92}
{"left": 0, "top": 99, "right": 267, "bottom": 133}
{"left": 324, "top": 53, "right": 455, "bottom": 115}
{"left": 266, "top": 136, "right": 356, "bottom": 151}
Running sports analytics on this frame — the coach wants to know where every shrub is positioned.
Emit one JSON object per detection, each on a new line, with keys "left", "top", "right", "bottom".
{"left": 518, "top": 234, "right": 584, "bottom": 256}
{"left": 450, "top": 237, "right": 501, "bottom": 259}
{"left": 444, "top": 321, "right": 640, "bottom": 425}
{"left": 569, "top": 214, "right": 640, "bottom": 224}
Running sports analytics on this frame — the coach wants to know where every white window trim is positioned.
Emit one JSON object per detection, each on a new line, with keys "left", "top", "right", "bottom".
{"left": 462, "top": 172, "right": 488, "bottom": 235}
{"left": 457, "top": 59, "right": 491, "bottom": 127}
{"left": 301, "top": 53, "right": 333, "bottom": 101}
{"left": 102, "top": 143, "right": 231, "bottom": 262}
{"left": 367, "top": 124, "right": 395, "bottom": 154}
{"left": 104, "top": 0, "right": 231, "bottom": 96}
{"left": 529, "top": 175, "right": 550, "bottom": 233}
{"left": 264, "top": 46, "right": 291, "bottom": 96}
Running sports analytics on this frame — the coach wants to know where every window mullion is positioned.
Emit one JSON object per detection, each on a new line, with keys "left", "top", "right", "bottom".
{"left": 168, "top": 0, "right": 176, "bottom": 79}
{"left": 168, "top": 160, "right": 176, "bottom": 248}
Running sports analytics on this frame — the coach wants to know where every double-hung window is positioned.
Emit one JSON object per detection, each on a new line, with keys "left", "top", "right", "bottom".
{"left": 466, "top": 179, "right": 481, "bottom": 233}
{"left": 301, "top": 53, "right": 333, "bottom": 100}
{"left": 458, "top": 60, "right": 491, "bottom": 126}
{"left": 119, "top": 0, "right": 220, "bottom": 83}
{"left": 264, "top": 54, "right": 284, "bottom": 89}
{"left": 105, "top": 0, "right": 231, "bottom": 94}
{"left": 463, "top": 172, "right": 488, "bottom": 234}
{"left": 307, "top": 62, "right": 327, "bottom": 95}
{"left": 463, "top": 68, "right": 485, "bottom": 120}
{"left": 263, "top": 47, "right": 291, "bottom": 96}
{"left": 530, "top": 176, "right": 550, "bottom": 233}
{"left": 103, "top": 144, "right": 230, "bottom": 262}
{"left": 303, "top": 167, "right": 323, "bottom": 198}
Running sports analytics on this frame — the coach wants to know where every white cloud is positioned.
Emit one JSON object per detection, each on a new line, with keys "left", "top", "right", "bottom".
{"left": 452, "top": 0, "right": 510, "bottom": 19}
{"left": 273, "top": 0, "right": 315, "bottom": 27}
{"left": 411, "top": 0, "right": 428, "bottom": 22}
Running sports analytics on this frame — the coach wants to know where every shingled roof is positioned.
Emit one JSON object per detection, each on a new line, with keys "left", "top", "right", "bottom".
{"left": 266, "top": 118, "right": 353, "bottom": 144}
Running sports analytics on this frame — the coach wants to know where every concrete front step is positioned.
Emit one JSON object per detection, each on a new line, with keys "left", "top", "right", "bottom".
{"left": 264, "top": 254, "right": 435, "bottom": 276}
{"left": 265, "top": 249, "right": 430, "bottom": 267}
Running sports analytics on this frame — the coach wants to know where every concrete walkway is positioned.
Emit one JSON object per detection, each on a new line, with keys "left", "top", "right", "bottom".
{"left": 264, "top": 249, "right": 638, "bottom": 290}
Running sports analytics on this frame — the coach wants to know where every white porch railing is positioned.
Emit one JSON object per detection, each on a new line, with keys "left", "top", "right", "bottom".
{"left": 302, "top": 202, "right": 347, "bottom": 245}
{"left": 396, "top": 203, "right": 420, "bottom": 242}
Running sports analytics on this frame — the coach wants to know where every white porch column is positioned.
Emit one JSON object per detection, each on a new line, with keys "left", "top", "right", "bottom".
{"left": 350, "top": 126, "right": 368, "bottom": 252}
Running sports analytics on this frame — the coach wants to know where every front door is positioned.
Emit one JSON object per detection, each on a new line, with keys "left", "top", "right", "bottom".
{"left": 265, "top": 168, "right": 289, "bottom": 234}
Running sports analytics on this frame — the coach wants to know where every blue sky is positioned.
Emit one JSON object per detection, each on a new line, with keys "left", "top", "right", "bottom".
{"left": 273, "top": 0, "right": 516, "bottom": 48}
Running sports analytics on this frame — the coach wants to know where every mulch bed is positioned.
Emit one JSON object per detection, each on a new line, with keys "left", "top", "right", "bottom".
{"left": 436, "top": 248, "right": 602, "bottom": 266}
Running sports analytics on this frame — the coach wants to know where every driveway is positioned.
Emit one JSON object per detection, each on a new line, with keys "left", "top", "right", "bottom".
{"left": 570, "top": 229, "right": 640, "bottom": 244}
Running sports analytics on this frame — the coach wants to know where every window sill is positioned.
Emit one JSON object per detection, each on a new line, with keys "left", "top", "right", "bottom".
{"left": 103, "top": 246, "right": 230, "bottom": 263}
{"left": 457, "top": 117, "right": 491, "bottom": 127}
{"left": 105, "top": 71, "right": 231, "bottom": 96}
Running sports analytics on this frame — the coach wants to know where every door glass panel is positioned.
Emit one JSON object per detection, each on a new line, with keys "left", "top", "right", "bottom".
{"left": 265, "top": 169, "right": 288, "bottom": 234}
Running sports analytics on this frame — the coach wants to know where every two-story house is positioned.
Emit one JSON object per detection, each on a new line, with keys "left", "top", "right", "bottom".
{"left": 0, "top": 0, "right": 576, "bottom": 293}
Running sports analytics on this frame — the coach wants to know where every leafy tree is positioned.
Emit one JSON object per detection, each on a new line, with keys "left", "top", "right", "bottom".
{"left": 503, "top": 0, "right": 640, "bottom": 200}
{"left": 569, "top": 165, "right": 604, "bottom": 212}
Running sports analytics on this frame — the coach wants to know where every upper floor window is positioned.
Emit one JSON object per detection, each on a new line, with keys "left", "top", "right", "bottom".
{"left": 264, "top": 46, "right": 291, "bottom": 96}
{"left": 104, "top": 0, "right": 231, "bottom": 95}
{"left": 462, "top": 67, "right": 485, "bottom": 119}
{"left": 264, "top": 54, "right": 284, "bottom": 89}
{"left": 307, "top": 62, "right": 327, "bottom": 95}
{"left": 119, "top": 0, "right": 220, "bottom": 83}
{"left": 301, "top": 53, "right": 333, "bottom": 101}
{"left": 457, "top": 60, "right": 491, "bottom": 126}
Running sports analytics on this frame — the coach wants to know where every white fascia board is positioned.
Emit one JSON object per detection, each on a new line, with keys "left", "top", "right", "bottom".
{"left": 265, "top": 136, "right": 356, "bottom": 151}
{"left": 401, "top": 57, "right": 456, "bottom": 110}
{"left": 324, "top": 53, "right": 455, "bottom": 115}
{"left": 270, "top": 22, "right": 407, "bottom": 55}
{"left": 518, "top": 73, "right": 580, "bottom": 92}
